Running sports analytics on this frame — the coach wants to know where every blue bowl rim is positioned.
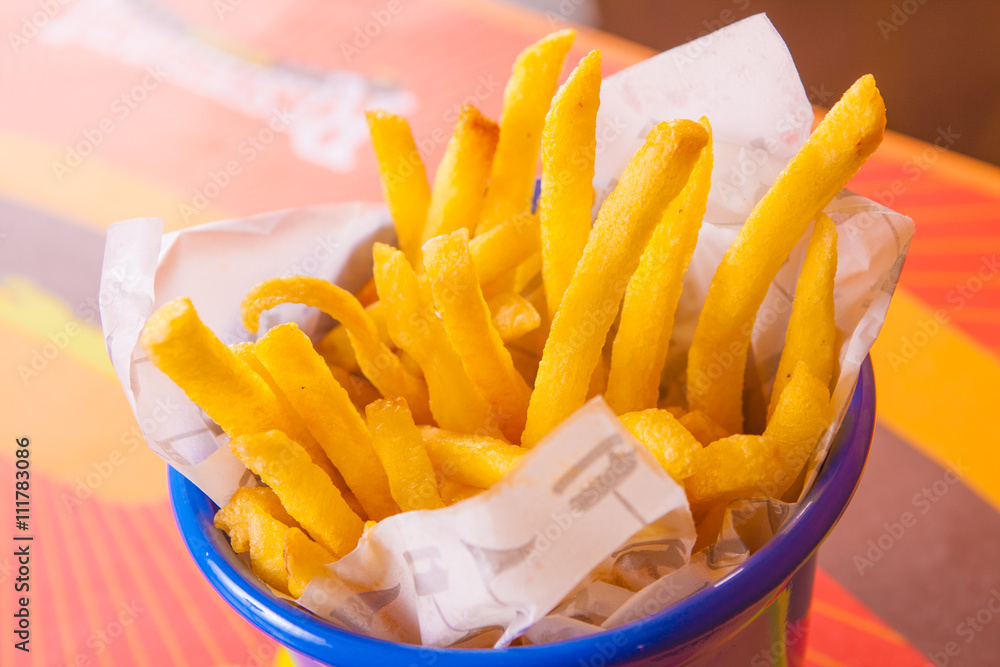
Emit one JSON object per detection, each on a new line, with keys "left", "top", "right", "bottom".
{"left": 169, "top": 357, "right": 875, "bottom": 666}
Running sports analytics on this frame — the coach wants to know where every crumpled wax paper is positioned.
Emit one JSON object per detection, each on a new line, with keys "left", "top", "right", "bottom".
{"left": 100, "top": 13, "right": 913, "bottom": 648}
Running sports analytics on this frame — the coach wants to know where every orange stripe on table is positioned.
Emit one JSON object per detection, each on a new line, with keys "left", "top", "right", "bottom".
{"left": 899, "top": 201, "right": 1000, "bottom": 226}
{"left": 875, "top": 129, "right": 1000, "bottom": 200}
{"left": 147, "top": 502, "right": 270, "bottom": 652}
{"left": 30, "top": 477, "right": 78, "bottom": 667}
{"left": 89, "top": 500, "right": 204, "bottom": 664}
{"left": 947, "top": 305, "right": 1000, "bottom": 325}
{"left": 811, "top": 600, "right": 911, "bottom": 646}
{"left": 100, "top": 502, "right": 229, "bottom": 665}
{"left": 805, "top": 650, "right": 850, "bottom": 667}
{"left": 135, "top": 502, "right": 265, "bottom": 663}
{"left": 902, "top": 269, "right": 1000, "bottom": 290}
{"left": 41, "top": 478, "right": 115, "bottom": 667}
{"left": 908, "top": 236, "right": 1000, "bottom": 255}
{"left": 904, "top": 218, "right": 1000, "bottom": 240}
{"left": 71, "top": 499, "right": 156, "bottom": 667}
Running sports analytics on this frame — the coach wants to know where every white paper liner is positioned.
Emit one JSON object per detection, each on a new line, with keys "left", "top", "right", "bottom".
{"left": 100, "top": 14, "right": 913, "bottom": 649}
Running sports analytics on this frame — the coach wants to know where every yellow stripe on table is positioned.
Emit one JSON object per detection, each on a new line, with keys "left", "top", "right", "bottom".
{"left": 0, "top": 277, "right": 115, "bottom": 383}
{"left": 872, "top": 288, "right": 1000, "bottom": 512}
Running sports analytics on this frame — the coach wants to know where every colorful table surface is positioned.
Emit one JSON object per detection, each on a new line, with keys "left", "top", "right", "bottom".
{"left": 2, "top": 0, "right": 999, "bottom": 665}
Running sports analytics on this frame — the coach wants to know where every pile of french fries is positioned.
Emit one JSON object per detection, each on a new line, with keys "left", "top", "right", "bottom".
{"left": 141, "top": 29, "right": 885, "bottom": 600}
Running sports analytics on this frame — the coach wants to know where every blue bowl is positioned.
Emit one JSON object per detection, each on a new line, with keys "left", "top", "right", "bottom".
{"left": 169, "top": 357, "right": 875, "bottom": 666}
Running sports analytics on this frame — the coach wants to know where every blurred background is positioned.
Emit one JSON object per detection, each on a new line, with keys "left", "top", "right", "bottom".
{"left": 519, "top": 0, "right": 1000, "bottom": 166}
{"left": 2, "top": 1, "right": 1000, "bottom": 666}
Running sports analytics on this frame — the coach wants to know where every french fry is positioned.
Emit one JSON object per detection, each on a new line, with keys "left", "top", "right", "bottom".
{"left": 618, "top": 410, "right": 701, "bottom": 482}
{"left": 539, "top": 49, "right": 601, "bottom": 320}
{"left": 314, "top": 301, "right": 391, "bottom": 375}
{"left": 372, "top": 243, "right": 501, "bottom": 436}
{"left": 587, "top": 356, "right": 609, "bottom": 400}
{"left": 242, "top": 276, "right": 431, "bottom": 424}
{"left": 687, "top": 75, "right": 884, "bottom": 433}
{"left": 437, "top": 478, "right": 485, "bottom": 505}
{"left": 140, "top": 298, "right": 313, "bottom": 443}
{"left": 418, "top": 426, "right": 525, "bottom": 488}
{"left": 214, "top": 486, "right": 298, "bottom": 552}
{"left": 326, "top": 363, "right": 381, "bottom": 413}
{"left": 423, "top": 229, "right": 532, "bottom": 442}
{"left": 767, "top": 214, "right": 838, "bottom": 419}
{"left": 284, "top": 527, "right": 335, "bottom": 598}
{"left": 316, "top": 212, "right": 540, "bottom": 368}
{"left": 678, "top": 410, "right": 730, "bottom": 446}
{"left": 355, "top": 277, "right": 380, "bottom": 308}
{"left": 522, "top": 120, "right": 710, "bottom": 446}
{"left": 315, "top": 321, "right": 361, "bottom": 373}
{"left": 421, "top": 105, "right": 499, "bottom": 247}
{"left": 366, "top": 398, "right": 445, "bottom": 511}
{"left": 229, "top": 342, "right": 347, "bottom": 490}
{"left": 472, "top": 212, "right": 541, "bottom": 287}
{"left": 685, "top": 434, "right": 782, "bottom": 505}
{"left": 476, "top": 29, "right": 576, "bottom": 234}
{"left": 254, "top": 323, "right": 398, "bottom": 521}
{"left": 606, "top": 118, "right": 713, "bottom": 414}
{"left": 230, "top": 430, "right": 364, "bottom": 558}
{"left": 763, "top": 361, "right": 831, "bottom": 499}
{"left": 510, "top": 251, "right": 543, "bottom": 295}
{"left": 215, "top": 487, "right": 296, "bottom": 594}
{"left": 486, "top": 291, "right": 541, "bottom": 343}
{"left": 686, "top": 363, "right": 830, "bottom": 504}
{"left": 366, "top": 110, "right": 431, "bottom": 265}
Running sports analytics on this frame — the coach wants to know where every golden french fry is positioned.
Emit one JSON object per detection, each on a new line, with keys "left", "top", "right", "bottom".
{"left": 255, "top": 323, "right": 398, "bottom": 521}
{"left": 606, "top": 118, "right": 714, "bottom": 414}
{"left": 419, "top": 426, "right": 525, "bottom": 488}
{"left": 476, "top": 29, "right": 576, "bottom": 234}
{"left": 242, "top": 276, "right": 431, "bottom": 424}
{"left": 763, "top": 361, "right": 831, "bottom": 499}
{"left": 284, "top": 527, "right": 335, "bottom": 598}
{"left": 315, "top": 321, "right": 361, "bottom": 373}
{"left": 507, "top": 342, "right": 541, "bottom": 388}
{"left": 486, "top": 291, "right": 541, "bottom": 343}
{"left": 678, "top": 410, "right": 730, "bottom": 446}
{"left": 587, "top": 355, "right": 609, "bottom": 400}
{"left": 767, "top": 214, "right": 838, "bottom": 419}
{"left": 366, "top": 110, "right": 431, "bottom": 264}
{"left": 423, "top": 229, "right": 532, "bottom": 442}
{"left": 366, "top": 398, "right": 445, "bottom": 511}
{"left": 511, "top": 251, "right": 543, "bottom": 295}
{"left": 687, "top": 75, "right": 884, "bottom": 434}
{"left": 215, "top": 487, "right": 296, "bottom": 594}
{"left": 141, "top": 297, "right": 313, "bottom": 443}
{"left": 229, "top": 342, "right": 346, "bottom": 485}
{"left": 316, "top": 212, "right": 541, "bottom": 369}
{"left": 437, "top": 478, "right": 485, "bottom": 505}
{"left": 685, "top": 434, "right": 783, "bottom": 505}
{"left": 539, "top": 49, "right": 601, "bottom": 320}
{"left": 522, "top": 120, "right": 710, "bottom": 446}
{"left": 355, "top": 277, "right": 380, "bottom": 308}
{"left": 619, "top": 409, "right": 701, "bottom": 482}
{"left": 230, "top": 431, "right": 364, "bottom": 558}
{"left": 214, "top": 486, "right": 298, "bottom": 552}
{"left": 686, "top": 363, "right": 830, "bottom": 504}
{"left": 326, "top": 363, "right": 381, "bottom": 413}
{"left": 471, "top": 212, "right": 541, "bottom": 287}
{"left": 372, "top": 243, "right": 501, "bottom": 436}
{"left": 422, "top": 105, "right": 499, "bottom": 246}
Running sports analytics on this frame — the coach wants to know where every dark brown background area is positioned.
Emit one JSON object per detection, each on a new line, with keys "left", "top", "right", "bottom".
{"left": 595, "top": 0, "right": 1000, "bottom": 166}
